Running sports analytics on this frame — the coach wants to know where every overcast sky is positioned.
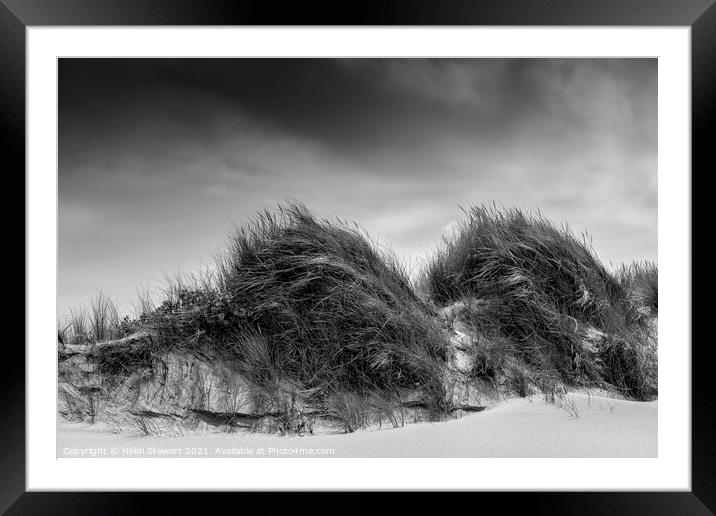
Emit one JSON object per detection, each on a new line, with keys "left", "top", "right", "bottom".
{"left": 59, "top": 58, "right": 657, "bottom": 318}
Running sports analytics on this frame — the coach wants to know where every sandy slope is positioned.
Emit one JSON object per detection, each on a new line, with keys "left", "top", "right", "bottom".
{"left": 57, "top": 391, "right": 656, "bottom": 458}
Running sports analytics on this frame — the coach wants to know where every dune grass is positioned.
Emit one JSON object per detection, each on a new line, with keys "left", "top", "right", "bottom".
{"left": 58, "top": 202, "right": 657, "bottom": 433}
{"left": 618, "top": 261, "right": 658, "bottom": 316}
{"left": 214, "top": 204, "right": 448, "bottom": 407}
{"left": 59, "top": 291, "right": 124, "bottom": 346}
{"left": 71, "top": 203, "right": 451, "bottom": 429}
{"left": 421, "top": 205, "right": 657, "bottom": 400}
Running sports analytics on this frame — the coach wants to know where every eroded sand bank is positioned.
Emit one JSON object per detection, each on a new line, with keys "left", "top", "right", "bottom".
{"left": 57, "top": 391, "right": 657, "bottom": 458}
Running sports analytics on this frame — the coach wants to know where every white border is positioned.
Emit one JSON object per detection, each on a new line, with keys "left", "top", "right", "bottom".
{"left": 27, "top": 27, "right": 691, "bottom": 491}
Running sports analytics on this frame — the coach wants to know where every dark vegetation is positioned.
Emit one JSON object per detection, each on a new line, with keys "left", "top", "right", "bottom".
{"left": 60, "top": 203, "right": 450, "bottom": 432}
{"left": 618, "top": 261, "right": 658, "bottom": 315}
{"left": 59, "top": 203, "right": 658, "bottom": 434}
{"left": 422, "top": 205, "right": 657, "bottom": 401}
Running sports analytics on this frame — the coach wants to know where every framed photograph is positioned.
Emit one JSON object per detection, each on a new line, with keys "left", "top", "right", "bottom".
{"left": 6, "top": 0, "right": 711, "bottom": 513}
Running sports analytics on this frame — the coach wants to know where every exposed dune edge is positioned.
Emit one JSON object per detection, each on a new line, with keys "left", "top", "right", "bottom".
{"left": 57, "top": 309, "right": 657, "bottom": 437}
{"left": 57, "top": 315, "right": 493, "bottom": 437}
{"left": 57, "top": 391, "right": 657, "bottom": 458}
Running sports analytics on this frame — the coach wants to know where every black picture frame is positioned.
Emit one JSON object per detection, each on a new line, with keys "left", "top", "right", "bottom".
{"left": 4, "top": 1, "right": 711, "bottom": 513}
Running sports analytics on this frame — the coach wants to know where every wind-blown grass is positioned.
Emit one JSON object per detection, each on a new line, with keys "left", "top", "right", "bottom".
{"left": 59, "top": 292, "right": 123, "bottom": 346}
{"left": 58, "top": 202, "right": 657, "bottom": 434}
{"left": 618, "top": 261, "right": 658, "bottom": 316}
{"left": 218, "top": 204, "right": 446, "bottom": 398}
{"left": 98, "top": 203, "right": 451, "bottom": 426}
{"left": 421, "top": 205, "right": 657, "bottom": 400}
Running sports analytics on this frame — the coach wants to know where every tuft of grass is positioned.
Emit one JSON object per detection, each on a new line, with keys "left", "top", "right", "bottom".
{"left": 423, "top": 205, "right": 627, "bottom": 321}
{"left": 87, "top": 291, "right": 121, "bottom": 342}
{"left": 61, "top": 291, "right": 123, "bottom": 346}
{"left": 67, "top": 309, "right": 89, "bottom": 345}
{"left": 618, "top": 261, "right": 658, "bottom": 316}
{"left": 598, "top": 326, "right": 658, "bottom": 398}
{"left": 422, "top": 205, "right": 657, "bottom": 400}
{"left": 133, "top": 287, "right": 156, "bottom": 320}
{"left": 324, "top": 390, "right": 370, "bottom": 433}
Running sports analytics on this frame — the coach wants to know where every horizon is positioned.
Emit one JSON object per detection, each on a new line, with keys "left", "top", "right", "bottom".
{"left": 58, "top": 58, "right": 657, "bottom": 319}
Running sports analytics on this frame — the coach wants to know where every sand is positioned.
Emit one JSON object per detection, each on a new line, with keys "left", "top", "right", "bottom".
{"left": 57, "top": 391, "right": 657, "bottom": 458}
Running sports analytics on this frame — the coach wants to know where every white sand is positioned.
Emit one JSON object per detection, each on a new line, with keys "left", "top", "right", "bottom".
{"left": 57, "top": 392, "right": 657, "bottom": 458}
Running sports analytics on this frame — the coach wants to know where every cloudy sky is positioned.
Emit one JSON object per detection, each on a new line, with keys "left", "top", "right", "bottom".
{"left": 59, "top": 58, "right": 657, "bottom": 317}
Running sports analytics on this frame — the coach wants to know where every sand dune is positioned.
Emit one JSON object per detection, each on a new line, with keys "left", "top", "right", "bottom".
{"left": 57, "top": 392, "right": 656, "bottom": 458}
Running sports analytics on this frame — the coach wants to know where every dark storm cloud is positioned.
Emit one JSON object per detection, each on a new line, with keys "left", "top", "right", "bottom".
{"left": 60, "top": 58, "right": 425, "bottom": 162}
{"left": 58, "top": 58, "right": 657, "bottom": 317}
{"left": 60, "top": 58, "right": 655, "bottom": 170}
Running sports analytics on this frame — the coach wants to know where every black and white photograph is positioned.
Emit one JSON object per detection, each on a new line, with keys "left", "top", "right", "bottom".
{"left": 56, "top": 57, "right": 658, "bottom": 458}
